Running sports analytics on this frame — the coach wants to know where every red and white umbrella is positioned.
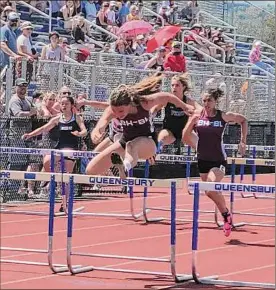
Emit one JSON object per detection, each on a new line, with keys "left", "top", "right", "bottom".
{"left": 117, "top": 20, "right": 153, "bottom": 37}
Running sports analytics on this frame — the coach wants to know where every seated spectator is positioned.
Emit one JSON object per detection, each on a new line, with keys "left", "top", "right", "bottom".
{"left": 84, "top": 0, "right": 97, "bottom": 22}
{"left": 96, "top": 2, "right": 109, "bottom": 30}
{"left": 60, "top": 37, "right": 70, "bottom": 56}
{"left": 126, "top": 5, "right": 140, "bottom": 22}
{"left": 179, "top": 1, "right": 193, "bottom": 24}
{"left": 184, "top": 23, "right": 203, "bottom": 43}
{"left": 101, "top": 42, "right": 112, "bottom": 53}
{"left": 0, "top": 0, "right": 16, "bottom": 15}
{"left": 163, "top": 41, "right": 186, "bottom": 72}
{"left": 212, "top": 28, "right": 235, "bottom": 63}
{"left": 144, "top": 46, "right": 166, "bottom": 71}
{"left": 132, "top": 34, "right": 145, "bottom": 56}
{"left": 71, "top": 16, "right": 92, "bottom": 45}
{"left": 115, "top": 38, "right": 130, "bottom": 54}
{"left": 249, "top": 40, "right": 261, "bottom": 65}
{"left": 60, "top": 0, "right": 78, "bottom": 31}
{"left": 156, "top": 4, "right": 171, "bottom": 26}
{"left": 30, "top": 0, "right": 47, "bottom": 13}
{"left": 41, "top": 31, "right": 65, "bottom": 61}
{"left": 50, "top": 0, "right": 63, "bottom": 18}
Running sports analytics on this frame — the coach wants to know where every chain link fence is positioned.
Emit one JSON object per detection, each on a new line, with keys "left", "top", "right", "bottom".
{"left": 5, "top": 59, "right": 275, "bottom": 123}
{"left": 0, "top": 115, "right": 274, "bottom": 202}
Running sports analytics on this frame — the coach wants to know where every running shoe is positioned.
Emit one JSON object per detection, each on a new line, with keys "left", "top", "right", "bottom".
{"left": 111, "top": 153, "right": 127, "bottom": 179}
{"left": 222, "top": 212, "right": 232, "bottom": 237}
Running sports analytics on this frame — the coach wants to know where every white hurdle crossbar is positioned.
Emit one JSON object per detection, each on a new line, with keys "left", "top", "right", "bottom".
{"left": 190, "top": 181, "right": 275, "bottom": 289}
{"left": 66, "top": 174, "right": 195, "bottom": 282}
{"left": 0, "top": 171, "right": 83, "bottom": 273}
{"left": 143, "top": 157, "right": 274, "bottom": 226}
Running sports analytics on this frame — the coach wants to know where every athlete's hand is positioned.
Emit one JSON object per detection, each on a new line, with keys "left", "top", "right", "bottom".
{"left": 91, "top": 128, "right": 105, "bottom": 144}
{"left": 22, "top": 133, "right": 31, "bottom": 140}
{"left": 189, "top": 113, "right": 200, "bottom": 125}
{"left": 71, "top": 131, "right": 82, "bottom": 137}
{"left": 183, "top": 104, "right": 194, "bottom": 116}
{"left": 238, "top": 141, "right": 246, "bottom": 157}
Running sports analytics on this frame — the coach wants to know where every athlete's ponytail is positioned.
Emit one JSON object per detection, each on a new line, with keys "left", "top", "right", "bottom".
{"left": 109, "top": 74, "right": 163, "bottom": 107}
{"left": 206, "top": 88, "right": 224, "bottom": 101}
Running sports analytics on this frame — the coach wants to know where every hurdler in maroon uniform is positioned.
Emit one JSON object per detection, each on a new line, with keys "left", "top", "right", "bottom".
{"left": 86, "top": 74, "right": 194, "bottom": 178}
{"left": 183, "top": 88, "right": 248, "bottom": 237}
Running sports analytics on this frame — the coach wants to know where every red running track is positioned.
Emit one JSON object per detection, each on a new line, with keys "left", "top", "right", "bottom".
{"left": 0, "top": 174, "right": 274, "bottom": 289}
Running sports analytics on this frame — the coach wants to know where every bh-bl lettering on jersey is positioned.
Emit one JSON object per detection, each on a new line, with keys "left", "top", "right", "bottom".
{"left": 197, "top": 120, "right": 223, "bottom": 127}
{"left": 121, "top": 117, "right": 148, "bottom": 126}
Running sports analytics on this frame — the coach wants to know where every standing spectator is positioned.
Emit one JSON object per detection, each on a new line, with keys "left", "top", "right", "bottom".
{"left": 118, "top": 0, "right": 129, "bottom": 25}
{"left": 0, "top": 12, "right": 21, "bottom": 71}
{"left": 8, "top": 78, "right": 37, "bottom": 177}
{"left": 16, "top": 21, "right": 39, "bottom": 84}
{"left": 144, "top": 46, "right": 166, "bottom": 71}
{"left": 41, "top": 31, "right": 65, "bottom": 61}
{"left": 40, "top": 92, "right": 59, "bottom": 117}
{"left": 164, "top": 41, "right": 187, "bottom": 72}
{"left": 84, "top": 0, "right": 97, "bottom": 22}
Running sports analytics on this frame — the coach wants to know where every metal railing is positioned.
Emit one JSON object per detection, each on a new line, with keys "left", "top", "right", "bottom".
{"left": 141, "top": 6, "right": 165, "bottom": 27}
{"left": 4, "top": 58, "right": 275, "bottom": 123}
{"left": 181, "top": 30, "right": 226, "bottom": 63}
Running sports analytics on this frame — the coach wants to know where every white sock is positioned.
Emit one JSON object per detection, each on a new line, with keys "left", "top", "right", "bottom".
{"left": 123, "top": 159, "right": 132, "bottom": 172}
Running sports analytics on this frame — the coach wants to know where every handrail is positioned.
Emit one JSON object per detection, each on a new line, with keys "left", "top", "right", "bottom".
{"left": 196, "top": 10, "right": 236, "bottom": 29}
{"left": 251, "top": 63, "right": 275, "bottom": 79}
{"left": 182, "top": 30, "right": 225, "bottom": 63}
{"left": 226, "top": 33, "right": 276, "bottom": 52}
{"left": 84, "top": 19, "right": 118, "bottom": 41}
{"left": 48, "top": 0, "right": 52, "bottom": 33}
{"left": 17, "top": 1, "right": 50, "bottom": 19}
{"left": 244, "top": 1, "right": 275, "bottom": 17}
{"left": 141, "top": 6, "right": 165, "bottom": 27}
{"left": 0, "top": 65, "right": 8, "bottom": 80}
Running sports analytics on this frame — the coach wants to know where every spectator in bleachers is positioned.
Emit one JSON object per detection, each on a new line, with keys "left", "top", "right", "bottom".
{"left": 16, "top": 21, "right": 38, "bottom": 84}
{"left": 1, "top": 6, "right": 15, "bottom": 23}
{"left": 132, "top": 34, "right": 145, "bottom": 56}
{"left": 60, "top": 0, "right": 79, "bottom": 31}
{"left": 96, "top": 2, "right": 109, "bottom": 30}
{"left": 41, "top": 31, "right": 65, "bottom": 61}
{"left": 50, "top": 0, "right": 63, "bottom": 18}
{"left": 144, "top": 46, "right": 166, "bottom": 71}
{"left": 163, "top": 41, "right": 187, "bottom": 72}
{"left": 126, "top": 5, "right": 140, "bottom": 21}
{"left": 156, "top": 4, "right": 171, "bottom": 26}
{"left": 40, "top": 92, "right": 59, "bottom": 117}
{"left": 30, "top": 0, "right": 47, "bottom": 13}
{"left": 0, "top": 0, "right": 16, "bottom": 15}
{"left": 0, "top": 12, "right": 21, "bottom": 71}
{"left": 60, "top": 37, "right": 70, "bottom": 56}
{"left": 75, "top": 0, "right": 82, "bottom": 14}
{"left": 212, "top": 28, "right": 235, "bottom": 64}
{"left": 84, "top": 0, "right": 97, "bottom": 22}
{"left": 71, "top": 15, "right": 92, "bottom": 46}
{"left": 101, "top": 42, "right": 112, "bottom": 53}
{"left": 117, "top": 0, "right": 129, "bottom": 25}
{"left": 115, "top": 38, "right": 131, "bottom": 54}
{"left": 106, "top": 1, "right": 120, "bottom": 34}
{"left": 179, "top": 1, "right": 193, "bottom": 25}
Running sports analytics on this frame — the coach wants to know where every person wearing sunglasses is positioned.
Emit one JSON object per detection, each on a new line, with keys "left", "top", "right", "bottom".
{"left": 0, "top": 12, "right": 22, "bottom": 71}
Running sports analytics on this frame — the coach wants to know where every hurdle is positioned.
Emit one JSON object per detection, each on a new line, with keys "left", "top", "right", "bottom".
{"left": 142, "top": 156, "right": 275, "bottom": 228}
{"left": 66, "top": 174, "right": 194, "bottom": 282}
{"left": 0, "top": 170, "right": 79, "bottom": 273}
{"left": 190, "top": 181, "right": 275, "bottom": 289}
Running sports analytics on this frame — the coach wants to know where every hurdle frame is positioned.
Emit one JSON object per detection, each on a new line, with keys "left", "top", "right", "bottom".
{"left": 190, "top": 181, "right": 275, "bottom": 289}
{"left": 66, "top": 175, "right": 194, "bottom": 282}
{"left": 0, "top": 170, "right": 72, "bottom": 273}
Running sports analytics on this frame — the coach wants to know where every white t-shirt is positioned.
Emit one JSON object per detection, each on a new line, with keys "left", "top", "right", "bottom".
{"left": 17, "top": 34, "right": 32, "bottom": 55}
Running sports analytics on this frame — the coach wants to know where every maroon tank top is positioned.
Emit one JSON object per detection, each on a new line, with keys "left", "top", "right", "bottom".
{"left": 194, "top": 109, "right": 227, "bottom": 161}
{"left": 120, "top": 105, "right": 153, "bottom": 141}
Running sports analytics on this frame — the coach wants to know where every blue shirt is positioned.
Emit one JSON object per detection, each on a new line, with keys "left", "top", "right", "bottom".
{"left": 0, "top": 25, "right": 20, "bottom": 68}
{"left": 84, "top": 1, "right": 97, "bottom": 18}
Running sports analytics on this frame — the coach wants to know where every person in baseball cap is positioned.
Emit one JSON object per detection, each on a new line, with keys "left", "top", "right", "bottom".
{"left": 15, "top": 78, "right": 28, "bottom": 86}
